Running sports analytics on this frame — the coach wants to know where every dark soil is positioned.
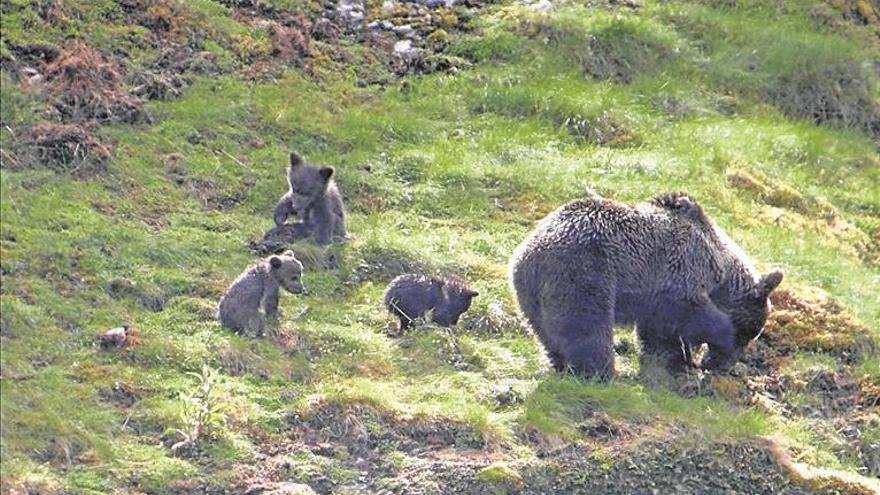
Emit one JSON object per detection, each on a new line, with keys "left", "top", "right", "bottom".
{"left": 26, "top": 122, "right": 111, "bottom": 176}
{"left": 766, "top": 61, "right": 880, "bottom": 136}
{"left": 41, "top": 41, "right": 146, "bottom": 124}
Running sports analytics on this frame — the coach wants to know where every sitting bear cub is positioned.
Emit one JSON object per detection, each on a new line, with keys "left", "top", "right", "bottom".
{"left": 272, "top": 152, "right": 346, "bottom": 245}
{"left": 510, "top": 192, "right": 783, "bottom": 379}
{"left": 217, "top": 251, "right": 305, "bottom": 337}
{"left": 384, "top": 274, "right": 479, "bottom": 331}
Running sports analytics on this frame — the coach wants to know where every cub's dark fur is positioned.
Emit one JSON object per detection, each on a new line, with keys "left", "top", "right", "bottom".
{"left": 273, "top": 152, "right": 346, "bottom": 245}
{"left": 384, "top": 274, "right": 479, "bottom": 330}
{"left": 510, "top": 193, "right": 783, "bottom": 379}
{"left": 217, "top": 251, "right": 305, "bottom": 337}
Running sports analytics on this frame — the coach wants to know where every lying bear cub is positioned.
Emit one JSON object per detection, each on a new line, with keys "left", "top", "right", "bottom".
{"left": 384, "top": 274, "right": 478, "bottom": 331}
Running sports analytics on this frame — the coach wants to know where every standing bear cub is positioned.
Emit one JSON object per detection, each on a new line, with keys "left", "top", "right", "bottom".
{"left": 510, "top": 193, "right": 783, "bottom": 379}
{"left": 271, "top": 152, "right": 346, "bottom": 245}
{"left": 384, "top": 274, "right": 479, "bottom": 331}
{"left": 217, "top": 251, "right": 305, "bottom": 337}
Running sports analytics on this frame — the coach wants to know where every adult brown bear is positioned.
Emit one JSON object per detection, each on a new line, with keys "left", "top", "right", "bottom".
{"left": 510, "top": 193, "right": 783, "bottom": 379}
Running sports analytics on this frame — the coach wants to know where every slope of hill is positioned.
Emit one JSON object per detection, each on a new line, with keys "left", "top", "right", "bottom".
{"left": 1, "top": 0, "right": 878, "bottom": 493}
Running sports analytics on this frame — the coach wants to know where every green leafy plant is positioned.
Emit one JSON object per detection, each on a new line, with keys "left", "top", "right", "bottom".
{"left": 168, "top": 364, "right": 227, "bottom": 453}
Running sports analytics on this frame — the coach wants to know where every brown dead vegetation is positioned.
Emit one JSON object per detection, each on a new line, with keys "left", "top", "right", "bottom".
{"left": 717, "top": 288, "right": 880, "bottom": 482}
{"left": 41, "top": 41, "right": 145, "bottom": 124}
{"left": 824, "top": 0, "right": 880, "bottom": 26}
{"left": 270, "top": 19, "right": 312, "bottom": 65}
{"left": 26, "top": 122, "right": 111, "bottom": 176}
{"left": 764, "top": 289, "right": 875, "bottom": 362}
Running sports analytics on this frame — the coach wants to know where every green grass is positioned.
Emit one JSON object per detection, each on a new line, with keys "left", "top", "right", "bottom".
{"left": 1, "top": 0, "right": 878, "bottom": 492}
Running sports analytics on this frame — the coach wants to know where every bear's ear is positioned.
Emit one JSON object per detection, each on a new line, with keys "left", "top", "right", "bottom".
{"left": 465, "top": 289, "right": 479, "bottom": 298}
{"left": 319, "top": 166, "right": 334, "bottom": 181}
{"left": 290, "top": 153, "right": 304, "bottom": 168}
{"left": 758, "top": 270, "right": 784, "bottom": 298}
{"left": 282, "top": 250, "right": 295, "bottom": 258}
{"left": 269, "top": 256, "right": 283, "bottom": 270}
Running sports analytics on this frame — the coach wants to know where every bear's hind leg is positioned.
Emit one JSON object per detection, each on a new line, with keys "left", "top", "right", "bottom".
{"left": 544, "top": 310, "right": 615, "bottom": 380}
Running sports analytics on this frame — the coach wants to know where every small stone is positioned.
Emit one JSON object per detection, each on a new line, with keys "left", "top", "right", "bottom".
{"left": 381, "top": 20, "right": 394, "bottom": 30}
{"left": 311, "top": 18, "right": 339, "bottom": 40}
{"left": 425, "top": 0, "right": 447, "bottom": 8}
{"left": 263, "top": 482, "right": 318, "bottom": 495}
{"left": 99, "top": 326, "right": 128, "bottom": 348}
{"left": 392, "top": 24, "right": 414, "bottom": 37}
{"left": 381, "top": 0, "right": 395, "bottom": 14}
{"left": 730, "top": 362, "right": 750, "bottom": 377}
{"left": 367, "top": 20, "right": 380, "bottom": 29}
{"left": 530, "top": 0, "right": 552, "bottom": 11}
{"left": 394, "top": 39, "right": 415, "bottom": 55}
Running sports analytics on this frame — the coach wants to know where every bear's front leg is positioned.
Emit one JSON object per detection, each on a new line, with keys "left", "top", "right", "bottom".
{"left": 273, "top": 194, "right": 296, "bottom": 226}
{"left": 682, "top": 300, "right": 737, "bottom": 370}
{"left": 263, "top": 283, "right": 280, "bottom": 322}
{"left": 310, "top": 203, "right": 334, "bottom": 245}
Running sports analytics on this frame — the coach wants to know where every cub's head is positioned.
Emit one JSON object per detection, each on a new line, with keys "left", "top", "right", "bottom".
{"left": 268, "top": 251, "right": 305, "bottom": 295}
{"left": 286, "top": 152, "right": 335, "bottom": 211}
{"left": 438, "top": 279, "right": 479, "bottom": 325}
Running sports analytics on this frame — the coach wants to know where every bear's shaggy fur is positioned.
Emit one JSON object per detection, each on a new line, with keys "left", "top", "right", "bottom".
{"left": 384, "top": 274, "right": 479, "bottom": 330}
{"left": 217, "top": 251, "right": 305, "bottom": 337}
{"left": 273, "top": 152, "right": 346, "bottom": 245}
{"left": 510, "top": 193, "right": 783, "bottom": 379}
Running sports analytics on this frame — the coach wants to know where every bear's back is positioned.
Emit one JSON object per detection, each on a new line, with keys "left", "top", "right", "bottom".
{"left": 512, "top": 197, "right": 724, "bottom": 296}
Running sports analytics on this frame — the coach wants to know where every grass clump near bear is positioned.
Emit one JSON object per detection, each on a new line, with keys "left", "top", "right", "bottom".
{"left": 578, "top": 17, "right": 678, "bottom": 84}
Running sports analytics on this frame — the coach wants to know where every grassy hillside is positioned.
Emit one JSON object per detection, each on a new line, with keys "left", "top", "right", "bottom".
{"left": 1, "top": 0, "right": 879, "bottom": 493}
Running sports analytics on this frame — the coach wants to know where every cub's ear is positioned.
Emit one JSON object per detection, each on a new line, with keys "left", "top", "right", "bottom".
{"left": 290, "top": 152, "right": 304, "bottom": 167}
{"left": 466, "top": 290, "right": 479, "bottom": 298}
{"left": 282, "top": 250, "right": 295, "bottom": 258}
{"left": 758, "top": 270, "right": 784, "bottom": 297}
{"left": 269, "top": 256, "right": 283, "bottom": 270}
{"left": 319, "top": 166, "right": 334, "bottom": 181}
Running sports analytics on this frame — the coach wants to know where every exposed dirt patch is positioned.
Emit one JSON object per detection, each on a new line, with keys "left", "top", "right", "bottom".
{"left": 227, "top": 402, "right": 492, "bottom": 493}
{"left": 106, "top": 277, "right": 167, "bottom": 312}
{"left": 270, "top": 19, "right": 312, "bottom": 65}
{"left": 764, "top": 290, "right": 874, "bottom": 362}
{"left": 290, "top": 402, "right": 486, "bottom": 454}
{"left": 701, "top": 288, "right": 880, "bottom": 482}
{"left": 41, "top": 41, "right": 146, "bottom": 124}
{"left": 1, "top": 42, "right": 60, "bottom": 72}
{"left": 98, "top": 380, "right": 141, "bottom": 408}
{"left": 823, "top": 0, "right": 880, "bottom": 26}
{"left": 561, "top": 110, "right": 642, "bottom": 147}
{"left": 383, "top": 439, "right": 823, "bottom": 495}
{"left": 765, "top": 61, "right": 880, "bottom": 136}
{"left": 24, "top": 122, "right": 111, "bottom": 176}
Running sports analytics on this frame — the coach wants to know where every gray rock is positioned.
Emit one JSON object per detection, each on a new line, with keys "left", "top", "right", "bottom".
{"left": 392, "top": 24, "right": 414, "bottom": 37}
{"left": 394, "top": 39, "right": 416, "bottom": 55}
{"left": 265, "top": 483, "right": 317, "bottom": 495}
